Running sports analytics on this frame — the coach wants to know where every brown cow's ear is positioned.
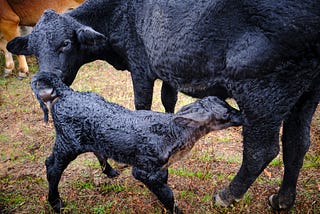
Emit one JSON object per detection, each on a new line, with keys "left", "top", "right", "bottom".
{"left": 76, "top": 27, "right": 107, "bottom": 46}
{"left": 7, "top": 35, "right": 33, "bottom": 55}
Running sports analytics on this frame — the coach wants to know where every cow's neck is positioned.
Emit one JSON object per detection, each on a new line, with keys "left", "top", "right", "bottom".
{"left": 67, "top": 0, "right": 123, "bottom": 36}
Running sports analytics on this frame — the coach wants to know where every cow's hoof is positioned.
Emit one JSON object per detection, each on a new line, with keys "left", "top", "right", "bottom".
{"left": 268, "top": 194, "right": 294, "bottom": 211}
{"left": 2, "top": 69, "right": 13, "bottom": 78}
{"left": 213, "top": 188, "right": 239, "bottom": 207}
{"left": 50, "top": 198, "right": 65, "bottom": 213}
{"left": 17, "top": 72, "right": 28, "bottom": 80}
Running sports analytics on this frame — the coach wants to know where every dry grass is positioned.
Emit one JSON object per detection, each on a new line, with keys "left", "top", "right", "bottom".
{"left": 0, "top": 57, "right": 319, "bottom": 213}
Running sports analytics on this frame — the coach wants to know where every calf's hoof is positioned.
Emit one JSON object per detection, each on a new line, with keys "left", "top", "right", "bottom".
{"left": 49, "top": 197, "right": 65, "bottom": 213}
{"left": 213, "top": 188, "right": 240, "bottom": 207}
{"left": 104, "top": 168, "right": 120, "bottom": 178}
{"left": 268, "top": 194, "right": 294, "bottom": 211}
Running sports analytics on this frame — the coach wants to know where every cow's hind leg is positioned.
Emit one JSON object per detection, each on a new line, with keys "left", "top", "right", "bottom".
{"left": 131, "top": 73, "right": 154, "bottom": 110}
{"left": 132, "top": 167, "right": 181, "bottom": 213}
{"left": 0, "top": 36, "right": 14, "bottom": 77}
{"left": 269, "top": 82, "right": 320, "bottom": 210}
{"left": 161, "top": 81, "right": 178, "bottom": 113}
{"left": 0, "top": 16, "right": 29, "bottom": 78}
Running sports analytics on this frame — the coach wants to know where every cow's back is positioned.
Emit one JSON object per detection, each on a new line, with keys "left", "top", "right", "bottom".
{"left": 7, "top": 0, "right": 84, "bottom": 26}
{"left": 134, "top": 0, "right": 320, "bottom": 92}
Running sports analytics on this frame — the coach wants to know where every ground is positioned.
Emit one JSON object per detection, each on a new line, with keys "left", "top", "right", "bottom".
{"left": 0, "top": 58, "right": 319, "bottom": 213}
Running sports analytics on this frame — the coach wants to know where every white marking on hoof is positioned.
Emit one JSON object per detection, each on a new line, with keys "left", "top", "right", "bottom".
{"left": 269, "top": 194, "right": 275, "bottom": 206}
{"left": 214, "top": 192, "right": 231, "bottom": 207}
{"left": 17, "top": 72, "right": 28, "bottom": 80}
{"left": 269, "top": 194, "right": 286, "bottom": 209}
{"left": 3, "top": 69, "right": 12, "bottom": 77}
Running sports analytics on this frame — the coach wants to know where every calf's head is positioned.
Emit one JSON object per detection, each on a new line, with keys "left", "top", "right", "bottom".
{"left": 7, "top": 10, "right": 108, "bottom": 86}
{"left": 31, "top": 72, "right": 67, "bottom": 110}
{"left": 174, "top": 96, "right": 242, "bottom": 131}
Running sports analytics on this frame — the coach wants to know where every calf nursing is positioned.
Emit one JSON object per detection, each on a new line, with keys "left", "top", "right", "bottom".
{"left": 32, "top": 72, "right": 241, "bottom": 213}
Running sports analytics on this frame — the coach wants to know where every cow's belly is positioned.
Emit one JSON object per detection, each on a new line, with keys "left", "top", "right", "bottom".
{"left": 179, "top": 84, "right": 230, "bottom": 100}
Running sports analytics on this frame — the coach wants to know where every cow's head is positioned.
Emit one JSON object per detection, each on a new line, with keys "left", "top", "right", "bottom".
{"left": 7, "top": 10, "right": 108, "bottom": 86}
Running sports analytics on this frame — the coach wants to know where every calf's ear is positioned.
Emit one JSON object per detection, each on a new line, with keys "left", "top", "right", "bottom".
{"left": 7, "top": 35, "right": 33, "bottom": 55}
{"left": 173, "top": 112, "right": 211, "bottom": 127}
{"left": 76, "top": 27, "right": 107, "bottom": 46}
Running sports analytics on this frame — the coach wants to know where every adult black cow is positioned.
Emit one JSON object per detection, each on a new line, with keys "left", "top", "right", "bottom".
{"left": 7, "top": 0, "right": 320, "bottom": 212}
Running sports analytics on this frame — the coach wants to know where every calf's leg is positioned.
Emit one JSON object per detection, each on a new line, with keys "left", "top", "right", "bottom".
{"left": 46, "top": 152, "right": 77, "bottom": 213}
{"left": 132, "top": 167, "right": 181, "bottom": 213}
{"left": 93, "top": 152, "right": 119, "bottom": 177}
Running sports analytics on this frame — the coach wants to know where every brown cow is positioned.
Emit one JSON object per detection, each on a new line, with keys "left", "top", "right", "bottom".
{"left": 0, "top": 0, "right": 84, "bottom": 79}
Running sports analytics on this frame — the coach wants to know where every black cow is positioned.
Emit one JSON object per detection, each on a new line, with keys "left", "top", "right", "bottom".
{"left": 7, "top": 0, "right": 320, "bottom": 211}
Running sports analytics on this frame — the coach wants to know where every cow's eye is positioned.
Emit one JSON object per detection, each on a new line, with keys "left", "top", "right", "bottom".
{"left": 60, "top": 39, "right": 72, "bottom": 52}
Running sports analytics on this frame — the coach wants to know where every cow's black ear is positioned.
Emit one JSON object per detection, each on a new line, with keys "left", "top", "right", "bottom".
{"left": 76, "top": 27, "right": 107, "bottom": 46}
{"left": 7, "top": 35, "right": 33, "bottom": 55}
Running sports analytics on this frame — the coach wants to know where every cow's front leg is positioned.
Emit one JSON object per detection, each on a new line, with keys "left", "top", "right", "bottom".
{"left": 131, "top": 73, "right": 154, "bottom": 110}
{"left": 214, "top": 121, "right": 281, "bottom": 207}
{"left": 161, "top": 81, "right": 178, "bottom": 113}
{"left": 269, "top": 88, "right": 320, "bottom": 210}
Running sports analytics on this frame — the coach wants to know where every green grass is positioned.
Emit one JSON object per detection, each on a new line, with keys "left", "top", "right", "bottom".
{"left": 214, "top": 134, "right": 231, "bottom": 143}
{"left": 303, "top": 153, "right": 320, "bottom": 168}
{"left": 82, "top": 159, "right": 102, "bottom": 169}
{"left": 215, "top": 153, "right": 242, "bottom": 164}
{"left": 242, "top": 192, "right": 251, "bottom": 205}
{"left": 72, "top": 179, "right": 95, "bottom": 190}
{"left": 201, "top": 194, "right": 212, "bottom": 203}
{"left": 270, "top": 156, "right": 283, "bottom": 166}
{"left": 0, "top": 193, "right": 24, "bottom": 211}
{"left": 93, "top": 203, "right": 113, "bottom": 214}
{"left": 169, "top": 167, "right": 196, "bottom": 177}
{"left": 100, "top": 182, "right": 126, "bottom": 193}
{"left": 198, "top": 152, "right": 215, "bottom": 162}
{"left": 180, "top": 190, "right": 195, "bottom": 199}
{"left": 168, "top": 167, "right": 212, "bottom": 180}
